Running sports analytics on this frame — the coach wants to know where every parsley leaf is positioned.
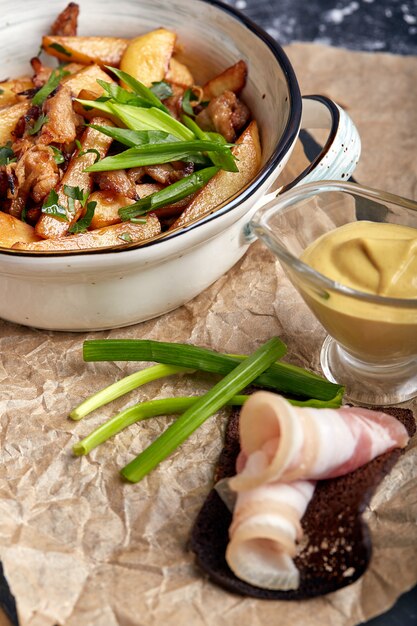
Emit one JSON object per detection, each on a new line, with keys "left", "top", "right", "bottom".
{"left": 0, "top": 142, "right": 16, "bottom": 165}
{"left": 51, "top": 146, "right": 65, "bottom": 164}
{"left": 68, "top": 200, "right": 97, "bottom": 233}
{"left": 63, "top": 185, "right": 90, "bottom": 215}
{"left": 182, "top": 89, "right": 198, "bottom": 116}
{"left": 41, "top": 189, "right": 68, "bottom": 221}
{"left": 28, "top": 113, "right": 48, "bottom": 136}
{"left": 150, "top": 81, "right": 173, "bottom": 100}
{"left": 76, "top": 142, "right": 101, "bottom": 163}
{"left": 32, "top": 66, "right": 69, "bottom": 106}
{"left": 20, "top": 206, "right": 28, "bottom": 223}
{"left": 49, "top": 42, "right": 72, "bottom": 57}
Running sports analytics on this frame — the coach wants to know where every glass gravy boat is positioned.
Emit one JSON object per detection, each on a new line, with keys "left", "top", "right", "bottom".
{"left": 249, "top": 181, "right": 417, "bottom": 405}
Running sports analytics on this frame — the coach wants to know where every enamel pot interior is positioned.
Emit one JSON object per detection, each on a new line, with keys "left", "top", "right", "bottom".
{"left": 0, "top": 0, "right": 301, "bottom": 257}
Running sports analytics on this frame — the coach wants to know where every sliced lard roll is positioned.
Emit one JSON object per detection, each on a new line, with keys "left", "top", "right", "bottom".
{"left": 225, "top": 479, "right": 315, "bottom": 590}
{"left": 229, "top": 392, "right": 409, "bottom": 492}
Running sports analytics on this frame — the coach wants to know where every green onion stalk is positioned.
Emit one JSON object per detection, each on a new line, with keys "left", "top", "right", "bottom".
{"left": 73, "top": 394, "right": 248, "bottom": 456}
{"left": 82, "top": 339, "right": 343, "bottom": 401}
{"left": 119, "top": 336, "right": 286, "bottom": 482}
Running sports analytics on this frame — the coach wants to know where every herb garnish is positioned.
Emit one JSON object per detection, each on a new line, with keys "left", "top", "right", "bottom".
{"left": 27, "top": 113, "right": 48, "bottom": 136}
{"left": 63, "top": 185, "right": 90, "bottom": 214}
{"left": 75, "top": 139, "right": 101, "bottom": 163}
{"left": 85, "top": 140, "right": 232, "bottom": 172}
{"left": 41, "top": 189, "right": 68, "bottom": 221}
{"left": 0, "top": 142, "right": 16, "bottom": 165}
{"left": 32, "top": 66, "right": 69, "bottom": 106}
{"left": 68, "top": 201, "right": 97, "bottom": 233}
{"left": 118, "top": 166, "right": 220, "bottom": 221}
{"left": 49, "top": 42, "right": 72, "bottom": 57}
{"left": 119, "top": 232, "right": 133, "bottom": 243}
{"left": 150, "top": 81, "right": 173, "bottom": 100}
{"left": 182, "top": 88, "right": 199, "bottom": 116}
{"left": 20, "top": 206, "right": 28, "bottom": 223}
{"left": 51, "top": 146, "right": 65, "bottom": 164}
{"left": 88, "top": 125, "right": 179, "bottom": 148}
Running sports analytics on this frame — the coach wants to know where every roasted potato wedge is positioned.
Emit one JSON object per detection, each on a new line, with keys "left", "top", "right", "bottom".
{"left": 171, "top": 120, "right": 261, "bottom": 229}
{"left": 165, "top": 57, "right": 194, "bottom": 87}
{"left": 203, "top": 60, "right": 247, "bottom": 99}
{"left": 0, "top": 101, "right": 30, "bottom": 144}
{"left": 63, "top": 64, "right": 114, "bottom": 98}
{"left": 0, "top": 213, "right": 42, "bottom": 248}
{"left": 0, "top": 77, "right": 33, "bottom": 108}
{"left": 42, "top": 35, "right": 129, "bottom": 67}
{"left": 73, "top": 88, "right": 120, "bottom": 124}
{"left": 35, "top": 118, "right": 114, "bottom": 239}
{"left": 14, "top": 214, "right": 161, "bottom": 251}
{"left": 88, "top": 190, "right": 135, "bottom": 229}
{"left": 120, "top": 28, "right": 176, "bottom": 87}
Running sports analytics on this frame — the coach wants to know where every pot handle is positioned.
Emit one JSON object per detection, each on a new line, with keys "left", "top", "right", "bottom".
{"left": 243, "top": 95, "right": 361, "bottom": 241}
{"left": 279, "top": 95, "right": 361, "bottom": 192}
{"left": 258, "top": 95, "right": 360, "bottom": 201}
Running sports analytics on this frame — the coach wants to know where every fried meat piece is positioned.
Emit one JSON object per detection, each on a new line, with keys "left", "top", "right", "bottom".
{"left": 38, "top": 85, "right": 77, "bottom": 145}
{"left": 7, "top": 145, "right": 59, "bottom": 217}
{"left": 30, "top": 57, "right": 53, "bottom": 88}
{"left": 50, "top": 2, "right": 79, "bottom": 37}
{"left": 94, "top": 169, "right": 137, "bottom": 199}
{"left": 196, "top": 90, "right": 250, "bottom": 142}
{"left": 144, "top": 161, "right": 194, "bottom": 185}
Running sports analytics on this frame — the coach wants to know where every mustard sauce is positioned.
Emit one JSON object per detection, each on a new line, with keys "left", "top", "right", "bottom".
{"left": 300, "top": 222, "right": 417, "bottom": 298}
{"left": 297, "top": 222, "right": 417, "bottom": 361}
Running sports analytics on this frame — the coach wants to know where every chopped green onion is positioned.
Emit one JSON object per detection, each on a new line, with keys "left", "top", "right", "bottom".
{"left": 77, "top": 147, "right": 101, "bottom": 163}
{"left": 72, "top": 394, "right": 248, "bottom": 455}
{"left": 120, "top": 337, "right": 284, "bottom": 483}
{"left": 117, "top": 166, "right": 220, "bottom": 220}
{"left": 183, "top": 115, "right": 238, "bottom": 173}
{"left": 75, "top": 98, "right": 115, "bottom": 116}
{"left": 182, "top": 88, "right": 198, "bottom": 116}
{"left": 109, "top": 103, "right": 195, "bottom": 141}
{"left": 20, "top": 206, "right": 28, "bottom": 223}
{"left": 85, "top": 141, "right": 232, "bottom": 172}
{"left": 32, "top": 66, "right": 69, "bottom": 106}
{"left": 0, "top": 142, "right": 16, "bottom": 165}
{"left": 49, "top": 42, "right": 72, "bottom": 56}
{"left": 27, "top": 113, "right": 48, "bottom": 136}
{"left": 82, "top": 339, "right": 342, "bottom": 401}
{"left": 64, "top": 185, "right": 89, "bottom": 208}
{"left": 68, "top": 201, "right": 97, "bottom": 234}
{"left": 89, "top": 125, "right": 179, "bottom": 148}
{"left": 51, "top": 146, "right": 65, "bottom": 164}
{"left": 105, "top": 66, "right": 170, "bottom": 113}
{"left": 41, "top": 189, "right": 68, "bottom": 221}
{"left": 150, "top": 81, "right": 173, "bottom": 100}
{"left": 96, "top": 79, "right": 153, "bottom": 108}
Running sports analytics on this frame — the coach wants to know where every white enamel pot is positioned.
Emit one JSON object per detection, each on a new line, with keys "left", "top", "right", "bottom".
{"left": 0, "top": 0, "right": 361, "bottom": 331}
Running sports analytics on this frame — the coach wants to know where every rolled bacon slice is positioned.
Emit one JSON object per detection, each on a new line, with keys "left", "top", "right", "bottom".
{"left": 229, "top": 392, "right": 409, "bottom": 492}
{"left": 225, "top": 478, "right": 315, "bottom": 590}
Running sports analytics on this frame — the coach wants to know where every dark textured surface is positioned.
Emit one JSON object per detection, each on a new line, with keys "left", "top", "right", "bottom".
{"left": 191, "top": 406, "right": 415, "bottom": 601}
{"left": 0, "top": 563, "right": 18, "bottom": 626}
{"left": 224, "top": 0, "right": 417, "bottom": 55}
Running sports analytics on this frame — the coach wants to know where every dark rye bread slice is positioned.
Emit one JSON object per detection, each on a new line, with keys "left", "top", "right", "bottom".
{"left": 190, "top": 406, "right": 415, "bottom": 599}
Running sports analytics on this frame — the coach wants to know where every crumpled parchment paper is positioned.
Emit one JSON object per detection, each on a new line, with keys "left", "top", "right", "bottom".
{"left": 0, "top": 43, "right": 416, "bottom": 626}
